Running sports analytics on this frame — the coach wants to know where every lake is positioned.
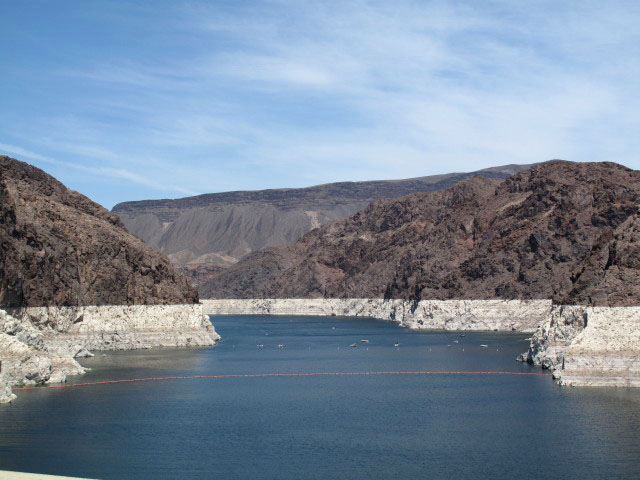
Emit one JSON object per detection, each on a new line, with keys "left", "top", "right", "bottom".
{"left": 1, "top": 315, "right": 639, "bottom": 479}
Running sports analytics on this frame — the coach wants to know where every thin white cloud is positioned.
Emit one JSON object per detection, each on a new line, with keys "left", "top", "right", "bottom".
{"left": 93, "top": 166, "right": 199, "bottom": 196}
{"left": 0, "top": 143, "right": 60, "bottom": 165}
{"left": 0, "top": 142, "right": 199, "bottom": 196}
{"left": 215, "top": 55, "right": 339, "bottom": 89}
{"left": 2, "top": 1, "right": 639, "bottom": 205}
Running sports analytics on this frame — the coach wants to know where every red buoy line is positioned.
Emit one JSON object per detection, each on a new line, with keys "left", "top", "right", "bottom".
{"left": 13, "top": 370, "right": 550, "bottom": 391}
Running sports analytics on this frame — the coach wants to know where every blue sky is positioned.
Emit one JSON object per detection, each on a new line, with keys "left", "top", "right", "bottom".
{"left": 1, "top": 1, "right": 639, "bottom": 209}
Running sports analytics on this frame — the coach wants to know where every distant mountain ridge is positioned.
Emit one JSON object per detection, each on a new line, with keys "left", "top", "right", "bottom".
{"left": 200, "top": 161, "right": 640, "bottom": 307}
{"left": 112, "top": 163, "right": 534, "bottom": 285}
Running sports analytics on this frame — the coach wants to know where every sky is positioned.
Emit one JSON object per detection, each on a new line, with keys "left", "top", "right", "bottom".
{"left": 1, "top": 1, "right": 639, "bottom": 209}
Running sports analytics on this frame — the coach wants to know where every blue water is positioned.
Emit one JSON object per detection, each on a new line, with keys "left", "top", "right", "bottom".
{"left": 1, "top": 315, "right": 639, "bottom": 479}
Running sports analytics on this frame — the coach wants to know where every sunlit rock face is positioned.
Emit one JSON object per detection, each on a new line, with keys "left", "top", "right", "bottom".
{"left": 203, "top": 161, "right": 640, "bottom": 387}
{"left": 202, "top": 161, "right": 640, "bottom": 305}
{"left": 113, "top": 164, "right": 533, "bottom": 287}
{"left": 0, "top": 155, "right": 198, "bottom": 308}
{"left": 522, "top": 306, "right": 640, "bottom": 387}
{"left": 0, "top": 156, "right": 219, "bottom": 402}
{"left": 202, "top": 298, "right": 550, "bottom": 333}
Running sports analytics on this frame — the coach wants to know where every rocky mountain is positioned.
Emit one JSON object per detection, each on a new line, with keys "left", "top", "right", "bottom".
{"left": 201, "top": 161, "right": 640, "bottom": 307}
{"left": 0, "top": 156, "right": 198, "bottom": 307}
{"left": 112, "top": 164, "right": 533, "bottom": 286}
{"left": 0, "top": 156, "right": 217, "bottom": 403}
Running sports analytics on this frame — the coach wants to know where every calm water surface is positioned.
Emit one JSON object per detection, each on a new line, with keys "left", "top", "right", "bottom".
{"left": 1, "top": 315, "right": 639, "bottom": 479}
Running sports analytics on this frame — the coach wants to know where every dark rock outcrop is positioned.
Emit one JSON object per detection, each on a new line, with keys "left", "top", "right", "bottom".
{"left": 201, "top": 161, "right": 640, "bottom": 306}
{"left": 0, "top": 156, "right": 198, "bottom": 307}
{"left": 112, "top": 164, "right": 534, "bottom": 286}
{"left": 176, "top": 263, "right": 226, "bottom": 289}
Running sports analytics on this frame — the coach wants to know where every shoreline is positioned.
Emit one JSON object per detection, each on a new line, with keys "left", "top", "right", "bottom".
{"left": 202, "top": 298, "right": 551, "bottom": 332}
{"left": 0, "top": 304, "right": 220, "bottom": 403}
{"left": 203, "top": 298, "right": 640, "bottom": 387}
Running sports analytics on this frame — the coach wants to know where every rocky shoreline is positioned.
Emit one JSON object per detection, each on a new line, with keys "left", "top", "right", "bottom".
{"left": 202, "top": 298, "right": 551, "bottom": 332}
{"left": 203, "top": 298, "right": 640, "bottom": 387}
{"left": 520, "top": 305, "right": 640, "bottom": 387}
{"left": 0, "top": 305, "right": 219, "bottom": 403}
{"left": 0, "top": 156, "right": 221, "bottom": 402}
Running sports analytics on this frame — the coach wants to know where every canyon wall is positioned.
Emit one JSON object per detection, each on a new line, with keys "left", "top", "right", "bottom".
{"left": 204, "top": 298, "right": 640, "bottom": 387}
{"left": 0, "top": 305, "right": 219, "bottom": 403}
{"left": 521, "top": 305, "right": 640, "bottom": 387}
{"left": 202, "top": 298, "right": 551, "bottom": 332}
{"left": 0, "top": 156, "right": 219, "bottom": 402}
{"left": 201, "top": 162, "right": 640, "bottom": 387}
{"left": 114, "top": 164, "right": 532, "bottom": 287}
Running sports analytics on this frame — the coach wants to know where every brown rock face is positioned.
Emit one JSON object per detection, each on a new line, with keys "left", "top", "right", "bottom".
{"left": 0, "top": 156, "right": 198, "bottom": 307}
{"left": 112, "top": 163, "right": 534, "bottom": 285}
{"left": 176, "top": 263, "right": 226, "bottom": 289}
{"left": 201, "top": 161, "right": 640, "bottom": 306}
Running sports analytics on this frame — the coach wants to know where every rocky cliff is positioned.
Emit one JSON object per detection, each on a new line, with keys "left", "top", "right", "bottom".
{"left": 113, "top": 164, "right": 533, "bottom": 286}
{"left": 202, "top": 161, "right": 640, "bottom": 386}
{"left": 518, "top": 305, "right": 640, "bottom": 387}
{"left": 0, "top": 156, "right": 198, "bottom": 307}
{"left": 0, "top": 156, "right": 219, "bottom": 402}
{"left": 202, "top": 298, "right": 551, "bottom": 332}
{"left": 202, "top": 161, "right": 640, "bottom": 305}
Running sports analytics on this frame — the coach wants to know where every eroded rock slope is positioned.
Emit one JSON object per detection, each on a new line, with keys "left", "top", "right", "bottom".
{"left": 201, "top": 161, "right": 640, "bottom": 386}
{"left": 0, "top": 156, "right": 218, "bottom": 402}
{"left": 0, "top": 156, "right": 197, "bottom": 307}
{"left": 202, "top": 161, "right": 640, "bottom": 306}
{"left": 113, "top": 164, "right": 533, "bottom": 286}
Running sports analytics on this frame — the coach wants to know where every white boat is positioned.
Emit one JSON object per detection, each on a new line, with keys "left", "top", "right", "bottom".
{"left": 349, "top": 343, "right": 358, "bottom": 347}
{"left": 480, "top": 344, "right": 488, "bottom": 348}
{"left": 394, "top": 342, "right": 400, "bottom": 347}
{"left": 277, "top": 344, "right": 285, "bottom": 348}
{"left": 360, "top": 339, "right": 369, "bottom": 343}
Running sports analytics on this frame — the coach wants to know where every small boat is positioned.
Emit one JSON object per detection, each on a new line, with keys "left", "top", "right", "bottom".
{"left": 349, "top": 343, "right": 358, "bottom": 347}
{"left": 360, "top": 339, "right": 369, "bottom": 343}
{"left": 277, "top": 344, "right": 285, "bottom": 348}
{"left": 447, "top": 344, "right": 452, "bottom": 347}
{"left": 394, "top": 342, "right": 400, "bottom": 347}
{"left": 453, "top": 340, "right": 459, "bottom": 344}
{"left": 480, "top": 344, "right": 488, "bottom": 348}
{"left": 257, "top": 344, "right": 264, "bottom": 348}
